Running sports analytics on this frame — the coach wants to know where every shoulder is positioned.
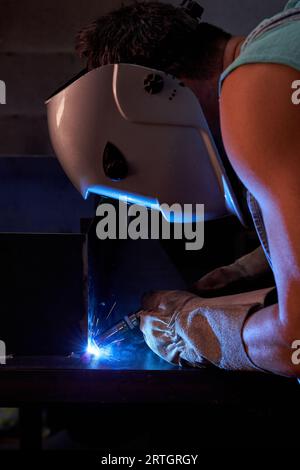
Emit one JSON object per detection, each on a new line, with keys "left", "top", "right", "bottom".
{"left": 220, "top": 62, "right": 299, "bottom": 116}
{"left": 219, "top": 63, "right": 300, "bottom": 189}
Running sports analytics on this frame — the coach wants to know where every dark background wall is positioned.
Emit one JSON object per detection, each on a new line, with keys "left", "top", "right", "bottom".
{"left": 0, "top": 0, "right": 123, "bottom": 155}
{"left": 0, "top": 0, "right": 287, "bottom": 232}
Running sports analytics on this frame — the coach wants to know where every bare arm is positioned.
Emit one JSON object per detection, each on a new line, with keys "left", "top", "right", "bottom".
{"left": 220, "top": 63, "right": 300, "bottom": 376}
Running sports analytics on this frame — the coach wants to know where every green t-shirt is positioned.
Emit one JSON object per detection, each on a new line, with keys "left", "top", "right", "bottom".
{"left": 220, "top": 0, "right": 300, "bottom": 89}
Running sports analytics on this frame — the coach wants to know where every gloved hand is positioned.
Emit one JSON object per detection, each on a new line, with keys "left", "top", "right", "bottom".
{"left": 139, "top": 288, "right": 273, "bottom": 371}
{"left": 192, "top": 246, "right": 272, "bottom": 295}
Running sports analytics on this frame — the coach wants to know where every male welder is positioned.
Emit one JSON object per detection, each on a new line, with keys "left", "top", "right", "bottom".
{"left": 48, "top": 1, "right": 300, "bottom": 377}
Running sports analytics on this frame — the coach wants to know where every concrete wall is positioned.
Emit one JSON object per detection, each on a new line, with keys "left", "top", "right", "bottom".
{"left": 0, "top": 157, "right": 95, "bottom": 233}
{"left": 0, "top": 0, "right": 125, "bottom": 155}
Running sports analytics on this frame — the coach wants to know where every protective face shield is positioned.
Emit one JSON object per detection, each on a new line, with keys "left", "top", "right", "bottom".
{"left": 46, "top": 63, "right": 243, "bottom": 223}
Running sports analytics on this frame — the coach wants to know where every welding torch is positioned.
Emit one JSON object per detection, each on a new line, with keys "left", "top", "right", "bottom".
{"left": 93, "top": 311, "right": 141, "bottom": 348}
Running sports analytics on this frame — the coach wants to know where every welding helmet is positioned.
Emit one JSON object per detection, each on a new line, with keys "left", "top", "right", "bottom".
{"left": 46, "top": 63, "right": 243, "bottom": 223}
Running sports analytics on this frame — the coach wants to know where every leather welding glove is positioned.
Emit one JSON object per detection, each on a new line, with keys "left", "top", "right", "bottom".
{"left": 192, "top": 246, "right": 272, "bottom": 295}
{"left": 139, "top": 288, "right": 273, "bottom": 371}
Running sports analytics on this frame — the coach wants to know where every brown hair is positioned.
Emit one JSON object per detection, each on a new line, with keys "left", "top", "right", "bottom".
{"left": 76, "top": 1, "right": 231, "bottom": 79}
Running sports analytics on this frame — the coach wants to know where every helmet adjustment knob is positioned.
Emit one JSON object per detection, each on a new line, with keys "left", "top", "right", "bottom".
{"left": 144, "top": 73, "right": 164, "bottom": 95}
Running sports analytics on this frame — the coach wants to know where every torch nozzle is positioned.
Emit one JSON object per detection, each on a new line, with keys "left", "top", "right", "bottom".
{"left": 92, "top": 311, "right": 141, "bottom": 347}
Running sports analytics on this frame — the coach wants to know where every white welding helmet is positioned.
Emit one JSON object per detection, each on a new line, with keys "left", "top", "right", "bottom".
{"left": 46, "top": 63, "right": 243, "bottom": 223}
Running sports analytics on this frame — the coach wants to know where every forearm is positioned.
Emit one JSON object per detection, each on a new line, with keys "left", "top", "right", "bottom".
{"left": 140, "top": 288, "right": 278, "bottom": 372}
{"left": 140, "top": 286, "right": 300, "bottom": 375}
{"left": 243, "top": 303, "right": 300, "bottom": 377}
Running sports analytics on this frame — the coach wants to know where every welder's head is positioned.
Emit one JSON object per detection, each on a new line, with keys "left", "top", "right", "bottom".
{"left": 46, "top": 2, "right": 243, "bottom": 224}
{"left": 75, "top": 1, "right": 231, "bottom": 143}
{"left": 75, "top": 1, "right": 231, "bottom": 81}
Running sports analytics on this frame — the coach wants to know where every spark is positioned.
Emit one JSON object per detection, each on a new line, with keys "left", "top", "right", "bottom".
{"left": 105, "top": 301, "right": 117, "bottom": 320}
{"left": 110, "top": 338, "right": 125, "bottom": 345}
